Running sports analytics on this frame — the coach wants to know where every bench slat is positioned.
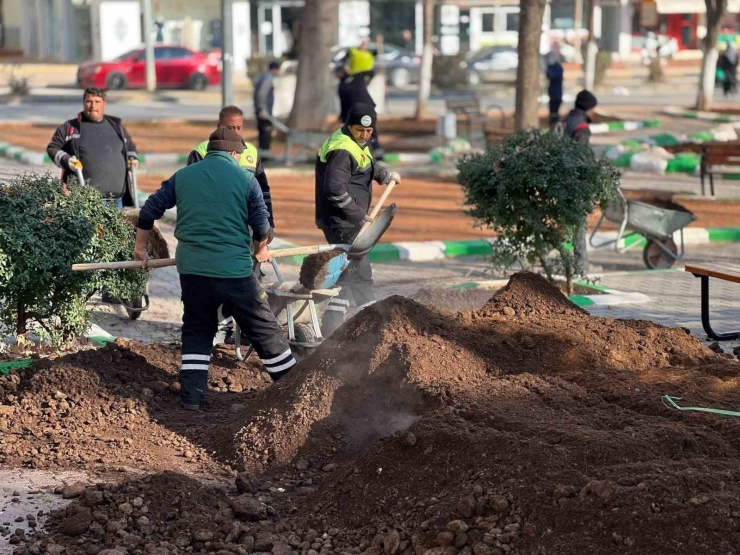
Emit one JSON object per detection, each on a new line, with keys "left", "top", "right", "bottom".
{"left": 685, "top": 264, "right": 740, "bottom": 284}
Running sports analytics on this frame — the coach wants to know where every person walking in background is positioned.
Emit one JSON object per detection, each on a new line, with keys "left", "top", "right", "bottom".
{"left": 562, "top": 90, "right": 598, "bottom": 273}
{"left": 546, "top": 48, "right": 564, "bottom": 126}
{"left": 253, "top": 60, "right": 280, "bottom": 154}
{"left": 402, "top": 29, "right": 414, "bottom": 52}
{"left": 335, "top": 66, "right": 383, "bottom": 159}
{"left": 720, "top": 40, "right": 738, "bottom": 96}
{"left": 346, "top": 39, "right": 375, "bottom": 76}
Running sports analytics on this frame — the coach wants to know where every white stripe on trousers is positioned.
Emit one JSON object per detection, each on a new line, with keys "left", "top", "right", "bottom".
{"left": 262, "top": 349, "right": 292, "bottom": 365}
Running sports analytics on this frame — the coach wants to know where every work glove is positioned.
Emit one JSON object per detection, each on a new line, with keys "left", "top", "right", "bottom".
{"left": 361, "top": 214, "right": 373, "bottom": 226}
{"left": 387, "top": 172, "right": 401, "bottom": 185}
{"left": 64, "top": 155, "right": 81, "bottom": 170}
{"left": 258, "top": 109, "right": 270, "bottom": 120}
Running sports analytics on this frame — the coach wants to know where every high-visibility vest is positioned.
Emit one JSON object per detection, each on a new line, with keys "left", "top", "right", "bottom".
{"left": 347, "top": 47, "right": 375, "bottom": 75}
{"left": 193, "top": 140, "right": 259, "bottom": 173}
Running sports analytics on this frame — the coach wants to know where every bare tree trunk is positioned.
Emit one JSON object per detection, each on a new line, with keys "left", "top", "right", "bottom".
{"left": 697, "top": 0, "right": 728, "bottom": 111}
{"left": 288, "top": 0, "right": 339, "bottom": 130}
{"left": 415, "top": 0, "right": 434, "bottom": 120}
{"left": 514, "top": 0, "right": 548, "bottom": 131}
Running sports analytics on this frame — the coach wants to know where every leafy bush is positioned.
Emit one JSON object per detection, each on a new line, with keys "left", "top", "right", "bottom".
{"left": 433, "top": 54, "right": 468, "bottom": 89}
{"left": 0, "top": 173, "right": 147, "bottom": 344}
{"left": 458, "top": 130, "right": 620, "bottom": 293}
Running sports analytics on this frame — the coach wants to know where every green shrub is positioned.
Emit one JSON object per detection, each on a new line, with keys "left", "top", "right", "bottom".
{"left": 433, "top": 54, "right": 468, "bottom": 89}
{"left": 0, "top": 173, "right": 147, "bottom": 344}
{"left": 457, "top": 130, "right": 620, "bottom": 293}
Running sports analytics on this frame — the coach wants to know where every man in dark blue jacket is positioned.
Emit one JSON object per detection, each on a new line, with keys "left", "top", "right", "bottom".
{"left": 546, "top": 51, "right": 564, "bottom": 126}
{"left": 253, "top": 61, "right": 280, "bottom": 153}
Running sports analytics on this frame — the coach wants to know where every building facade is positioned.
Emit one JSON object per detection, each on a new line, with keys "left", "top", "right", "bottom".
{"left": 5, "top": 0, "right": 740, "bottom": 65}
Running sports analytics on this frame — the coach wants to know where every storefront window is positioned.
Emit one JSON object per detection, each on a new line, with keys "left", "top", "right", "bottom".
{"left": 506, "top": 12, "right": 519, "bottom": 32}
{"left": 482, "top": 13, "right": 494, "bottom": 33}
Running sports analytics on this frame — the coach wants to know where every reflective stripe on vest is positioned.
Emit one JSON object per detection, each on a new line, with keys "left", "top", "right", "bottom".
{"left": 318, "top": 128, "right": 373, "bottom": 170}
{"left": 194, "top": 140, "right": 259, "bottom": 173}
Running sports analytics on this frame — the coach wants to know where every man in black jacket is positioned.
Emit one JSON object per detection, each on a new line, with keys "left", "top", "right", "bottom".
{"left": 47, "top": 88, "right": 138, "bottom": 208}
{"left": 315, "top": 103, "right": 400, "bottom": 336}
{"left": 335, "top": 68, "right": 383, "bottom": 157}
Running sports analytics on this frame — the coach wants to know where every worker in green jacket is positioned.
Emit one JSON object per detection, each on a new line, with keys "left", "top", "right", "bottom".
{"left": 135, "top": 127, "right": 296, "bottom": 410}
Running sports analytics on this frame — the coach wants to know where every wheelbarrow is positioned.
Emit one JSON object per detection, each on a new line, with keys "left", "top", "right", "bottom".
{"left": 589, "top": 189, "right": 697, "bottom": 269}
{"left": 234, "top": 203, "right": 398, "bottom": 362}
{"left": 72, "top": 158, "right": 150, "bottom": 319}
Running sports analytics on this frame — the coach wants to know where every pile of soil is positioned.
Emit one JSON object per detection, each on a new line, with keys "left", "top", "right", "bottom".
{"left": 8, "top": 272, "right": 740, "bottom": 555}
{"left": 0, "top": 340, "right": 269, "bottom": 476}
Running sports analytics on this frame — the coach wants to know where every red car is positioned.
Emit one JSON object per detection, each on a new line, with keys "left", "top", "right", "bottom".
{"left": 77, "top": 45, "right": 221, "bottom": 91}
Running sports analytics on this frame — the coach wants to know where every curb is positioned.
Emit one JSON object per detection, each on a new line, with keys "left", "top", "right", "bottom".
{"left": 446, "top": 278, "right": 650, "bottom": 308}
{"left": 661, "top": 107, "right": 739, "bottom": 123}
{"left": 272, "top": 226, "right": 740, "bottom": 265}
{"left": 589, "top": 120, "right": 661, "bottom": 134}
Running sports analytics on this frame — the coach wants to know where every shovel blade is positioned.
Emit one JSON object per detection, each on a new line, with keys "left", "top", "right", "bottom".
{"left": 348, "top": 204, "right": 396, "bottom": 260}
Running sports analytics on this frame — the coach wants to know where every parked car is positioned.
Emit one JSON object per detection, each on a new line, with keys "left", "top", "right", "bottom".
{"left": 460, "top": 46, "right": 519, "bottom": 85}
{"left": 77, "top": 45, "right": 222, "bottom": 91}
{"left": 329, "top": 43, "right": 424, "bottom": 89}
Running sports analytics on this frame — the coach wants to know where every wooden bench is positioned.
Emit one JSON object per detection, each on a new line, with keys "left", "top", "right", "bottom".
{"left": 445, "top": 97, "right": 504, "bottom": 142}
{"left": 700, "top": 143, "right": 740, "bottom": 196}
{"left": 685, "top": 263, "right": 740, "bottom": 340}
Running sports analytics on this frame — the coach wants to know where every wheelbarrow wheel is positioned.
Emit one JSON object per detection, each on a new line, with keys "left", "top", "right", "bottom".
{"left": 293, "top": 323, "right": 317, "bottom": 362}
{"left": 642, "top": 237, "right": 678, "bottom": 270}
{"left": 124, "top": 296, "right": 144, "bottom": 320}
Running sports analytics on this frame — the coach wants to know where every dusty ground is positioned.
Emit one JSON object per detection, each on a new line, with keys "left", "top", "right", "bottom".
{"left": 4, "top": 273, "right": 740, "bottom": 555}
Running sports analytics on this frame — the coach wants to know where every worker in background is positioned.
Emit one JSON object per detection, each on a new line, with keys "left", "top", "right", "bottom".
{"left": 253, "top": 60, "right": 280, "bottom": 154}
{"left": 346, "top": 39, "right": 375, "bottom": 76}
{"left": 315, "top": 103, "right": 400, "bottom": 336}
{"left": 135, "top": 127, "right": 296, "bottom": 410}
{"left": 335, "top": 67, "right": 383, "bottom": 158}
{"left": 562, "top": 90, "right": 598, "bottom": 273}
{"left": 545, "top": 47, "right": 564, "bottom": 127}
{"left": 188, "top": 105, "right": 275, "bottom": 345}
{"left": 47, "top": 87, "right": 139, "bottom": 209}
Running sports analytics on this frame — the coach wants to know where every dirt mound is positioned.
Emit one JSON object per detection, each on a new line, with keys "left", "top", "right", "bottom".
{"left": 0, "top": 340, "right": 269, "bottom": 475}
{"left": 11, "top": 271, "right": 740, "bottom": 555}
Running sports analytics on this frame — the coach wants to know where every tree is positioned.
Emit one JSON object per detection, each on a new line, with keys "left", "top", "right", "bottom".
{"left": 415, "top": 0, "right": 434, "bottom": 120}
{"left": 457, "top": 131, "right": 620, "bottom": 294}
{"left": 288, "top": 0, "right": 339, "bottom": 130}
{"left": 0, "top": 174, "right": 147, "bottom": 344}
{"left": 697, "top": 0, "right": 728, "bottom": 111}
{"left": 514, "top": 0, "right": 548, "bottom": 130}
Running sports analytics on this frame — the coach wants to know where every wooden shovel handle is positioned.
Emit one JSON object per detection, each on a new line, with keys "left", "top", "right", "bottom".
{"left": 71, "top": 244, "right": 351, "bottom": 271}
{"left": 358, "top": 179, "right": 396, "bottom": 238}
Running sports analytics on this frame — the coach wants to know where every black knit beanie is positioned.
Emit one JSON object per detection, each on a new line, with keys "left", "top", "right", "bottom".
{"left": 575, "top": 90, "right": 598, "bottom": 112}
{"left": 346, "top": 103, "right": 377, "bottom": 128}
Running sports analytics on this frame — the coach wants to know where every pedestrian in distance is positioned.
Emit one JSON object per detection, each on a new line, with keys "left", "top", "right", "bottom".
{"left": 720, "top": 39, "right": 738, "bottom": 97}
{"left": 253, "top": 60, "right": 280, "bottom": 154}
{"left": 335, "top": 67, "right": 383, "bottom": 158}
{"left": 562, "top": 90, "right": 598, "bottom": 273}
{"left": 315, "top": 103, "right": 400, "bottom": 337}
{"left": 47, "top": 87, "right": 139, "bottom": 209}
{"left": 546, "top": 48, "right": 564, "bottom": 126}
{"left": 134, "top": 127, "right": 297, "bottom": 411}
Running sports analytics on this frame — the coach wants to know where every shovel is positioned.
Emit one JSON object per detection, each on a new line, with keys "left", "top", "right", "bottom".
{"left": 71, "top": 181, "right": 398, "bottom": 290}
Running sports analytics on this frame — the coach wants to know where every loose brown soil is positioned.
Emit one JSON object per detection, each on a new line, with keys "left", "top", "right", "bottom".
{"left": 299, "top": 249, "right": 347, "bottom": 290}
{"left": 7, "top": 272, "right": 740, "bottom": 555}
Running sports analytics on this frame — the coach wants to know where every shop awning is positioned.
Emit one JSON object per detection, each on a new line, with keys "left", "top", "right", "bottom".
{"left": 656, "top": 0, "right": 740, "bottom": 14}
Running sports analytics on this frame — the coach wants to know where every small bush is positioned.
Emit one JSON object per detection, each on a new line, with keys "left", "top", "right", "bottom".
{"left": 0, "top": 173, "right": 147, "bottom": 344}
{"left": 457, "top": 130, "right": 620, "bottom": 293}
{"left": 433, "top": 54, "right": 468, "bottom": 89}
